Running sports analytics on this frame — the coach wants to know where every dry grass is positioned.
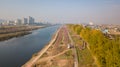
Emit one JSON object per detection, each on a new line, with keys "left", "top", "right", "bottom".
{"left": 0, "top": 25, "right": 42, "bottom": 41}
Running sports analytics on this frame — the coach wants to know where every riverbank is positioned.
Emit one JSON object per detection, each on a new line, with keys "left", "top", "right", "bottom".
{"left": 22, "top": 26, "right": 60, "bottom": 67}
{"left": 0, "top": 25, "right": 44, "bottom": 41}
{"left": 23, "top": 26, "right": 74, "bottom": 67}
{"left": 0, "top": 25, "right": 59, "bottom": 67}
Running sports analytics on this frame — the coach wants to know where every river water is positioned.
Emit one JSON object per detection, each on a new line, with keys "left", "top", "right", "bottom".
{"left": 0, "top": 25, "right": 60, "bottom": 67}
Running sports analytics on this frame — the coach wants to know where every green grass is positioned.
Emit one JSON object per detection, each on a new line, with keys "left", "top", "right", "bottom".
{"left": 76, "top": 47, "right": 82, "bottom": 62}
{"left": 76, "top": 47, "right": 97, "bottom": 67}
{"left": 59, "top": 50, "right": 73, "bottom": 59}
{"left": 69, "top": 28, "right": 97, "bottom": 67}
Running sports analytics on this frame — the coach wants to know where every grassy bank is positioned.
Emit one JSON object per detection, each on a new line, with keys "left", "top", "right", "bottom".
{"left": 76, "top": 47, "right": 97, "bottom": 67}
{"left": 0, "top": 32, "right": 31, "bottom": 41}
{"left": 0, "top": 25, "right": 43, "bottom": 41}
{"left": 68, "top": 24, "right": 120, "bottom": 67}
{"left": 70, "top": 31, "right": 97, "bottom": 67}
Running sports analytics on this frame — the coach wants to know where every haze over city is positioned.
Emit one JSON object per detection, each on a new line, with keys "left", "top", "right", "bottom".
{"left": 0, "top": 0, "right": 120, "bottom": 24}
{"left": 0, "top": 0, "right": 120, "bottom": 67}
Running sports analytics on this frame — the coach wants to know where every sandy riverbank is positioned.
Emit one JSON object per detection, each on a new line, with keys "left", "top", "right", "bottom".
{"left": 22, "top": 26, "right": 61, "bottom": 67}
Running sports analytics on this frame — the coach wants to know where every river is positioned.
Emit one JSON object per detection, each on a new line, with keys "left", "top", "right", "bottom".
{"left": 0, "top": 25, "right": 60, "bottom": 67}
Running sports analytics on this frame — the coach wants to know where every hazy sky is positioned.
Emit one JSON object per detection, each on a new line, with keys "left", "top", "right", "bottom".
{"left": 0, "top": 0, "right": 120, "bottom": 24}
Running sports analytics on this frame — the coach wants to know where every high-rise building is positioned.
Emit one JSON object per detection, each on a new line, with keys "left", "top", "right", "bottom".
{"left": 28, "top": 16, "right": 34, "bottom": 24}
{"left": 22, "top": 18, "right": 28, "bottom": 24}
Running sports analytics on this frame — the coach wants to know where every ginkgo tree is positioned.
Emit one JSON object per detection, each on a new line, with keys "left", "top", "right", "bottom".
{"left": 67, "top": 24, "right": 120, "bottom": 67}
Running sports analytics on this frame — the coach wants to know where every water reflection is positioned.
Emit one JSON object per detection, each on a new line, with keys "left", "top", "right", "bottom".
{"left": 0, "top": 25, "right": 59, "bottom": 67}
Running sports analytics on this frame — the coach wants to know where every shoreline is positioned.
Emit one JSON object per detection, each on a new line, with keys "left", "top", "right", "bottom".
{"left": 0, "top": 32, "right": 31, "bottom": 41}
{"left": 27, "top": 25, "right": 75, "bottom": 67}
{"left": 0, "top": 26, "right": 44, "bottom": 41}
{"left": 22, "top": 26, "right": 61, "bottom": 67}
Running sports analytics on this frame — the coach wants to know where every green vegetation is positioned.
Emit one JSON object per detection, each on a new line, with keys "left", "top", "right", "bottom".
{"left": 69, "top": 25, "right": 97, "bottom": 67}
{"left": 59, "top": 50, "right": 73, "bottom": 59}
{"left": 68, "top": 24, "right": 120, "bottom": 67}
{"left": 76, "top": 47, "right": 97, "bottom": 67}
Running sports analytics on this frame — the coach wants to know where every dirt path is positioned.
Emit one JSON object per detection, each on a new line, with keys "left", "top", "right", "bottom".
{"left": 22, "top": 25, "right": 74, "bottom": 67}
{"left": 66, "top": 26, "right": 78, "bottom": 67}
{"left": 22, "top": 27, "right": 61, "bottom": 67}
{"left": 37, "top": 49, "right": 70, "bottom": 62}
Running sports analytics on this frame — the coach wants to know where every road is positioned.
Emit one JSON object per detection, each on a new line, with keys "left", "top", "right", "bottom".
{"left": 65, "top": 26, "right": 78, "bottom": 67}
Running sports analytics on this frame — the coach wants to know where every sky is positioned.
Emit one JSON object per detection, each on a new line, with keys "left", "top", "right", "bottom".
{"left": 0, "top": 0, "right": 120, "bottom": 24}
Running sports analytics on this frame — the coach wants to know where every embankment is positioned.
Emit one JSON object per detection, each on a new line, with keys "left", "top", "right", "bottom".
{"left": 0, "top": 25, "right": 44, "bottom": 41}
{"left": 22, "top": 26, "right": 61, "bottom": 67}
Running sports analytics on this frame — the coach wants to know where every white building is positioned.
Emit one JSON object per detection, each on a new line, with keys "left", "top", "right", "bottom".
{"left": 89, "top": 22, "right": 94, "bottom": 26}
{"left": 1, "top": 21, "right": 9, "bottom": 25}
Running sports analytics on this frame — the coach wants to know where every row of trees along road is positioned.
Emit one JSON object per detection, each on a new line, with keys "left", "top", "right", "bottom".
{"left": 67, "top": 24, "right": 120, "bottom": 67}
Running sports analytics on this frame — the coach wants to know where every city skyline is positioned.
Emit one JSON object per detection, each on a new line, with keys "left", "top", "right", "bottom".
{"left": 0, "top": 0, "right": 120, "bottom": 24}
{"left": 0, "top": 16, "right": 35, "bottom": 25}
